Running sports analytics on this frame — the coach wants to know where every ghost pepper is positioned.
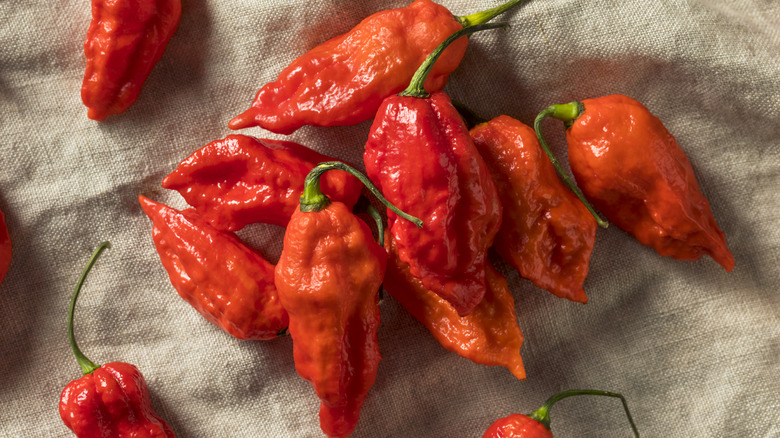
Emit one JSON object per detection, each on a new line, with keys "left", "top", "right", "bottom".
{"left": 0, "top": 209, "right": 10, "bottom": 285}
{"left": 59, "top": 242, "right": 176, "bottom": 438}
{"left": 228, "top": 0, "right": 528, "bottom": 134}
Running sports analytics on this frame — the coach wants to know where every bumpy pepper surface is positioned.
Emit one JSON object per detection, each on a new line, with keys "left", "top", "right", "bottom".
{"left": 161, "top": 135, "right": 362, "bottom": 230}
{"left": 471, "top": 115, "right": 596, "bottom": 303}
{"left": 60, "top": 243, "right": 176, "bottom": 438}
{"left": 535, "top": 95, "right": 734, "bottom": 271}
{"left": 383, "top": 231, "right": 525, "bottom": 380}
{"left": 81, "top": 0, "right": 181, "bottom": 121}
{"left": 228, "top": 0, "right": 527, "bottom": 134}
{"left": 139, "top": 196, "right": 288, "bottom": 340}
{"left": 0, "top": 209, "right": 10, "bottom": 285}
{"left": 364, "top": 25, "right": 503, "bottom": 316}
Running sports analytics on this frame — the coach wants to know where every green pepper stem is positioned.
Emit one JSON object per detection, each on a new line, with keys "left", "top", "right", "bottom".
{"left": 457, "top": 0, "right": 529, "bottom": 27}
{"left": 68, "top": 242, "right": 111, "bottom": 375}
{"left": 534, "top": 103, "right": 609, "bottom": 228}
{"left": 300, "top": 162, "right": 423, "bottom": 229}
{"left": 399, "top": 23, "right": 507, "bottom": 99}
{"left": 529, "top": 389, "right": 639, "bottom": 437}
{"left": 353, "top": 196, "right": 386, "bottom": 247}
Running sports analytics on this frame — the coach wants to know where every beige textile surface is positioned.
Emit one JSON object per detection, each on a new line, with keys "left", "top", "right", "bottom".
{"left": 1, "top": 0, "right": 778, "bottom": 436}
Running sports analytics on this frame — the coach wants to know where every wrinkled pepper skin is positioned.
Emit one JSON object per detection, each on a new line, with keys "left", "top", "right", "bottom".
{"left": 384, "top": 231, "right": 525, "bottom": 379}
{"left": 161, "top": 135, "right": 363, "bottom": 231}
{"left": 228, "top": 0, "right": 466, "bottom": 134}
{"left": 565, "top": 95, "right": 734, "bottom": 271}
{"left": 139, "top": 196, "right": 288, "bottom": 340}
{"left": 483, "top": 414, "right": 552, "bottom": 438}
{"left": 0, "top": 210, "right": 10, "bottom": 285}
{"left": 81, "top": 0, "right": 181, "bottom": 121}
{"left": 60, "top": 362, "right": 175, "bottom": 438}
{"left": 471, "top": 115, "right": 596, "bottom": 303}
{"left": 364, "top": 91, "right": 502, "bottom": 316}
{"left": 275, "top": 202, "right": 385, "bottom": 438}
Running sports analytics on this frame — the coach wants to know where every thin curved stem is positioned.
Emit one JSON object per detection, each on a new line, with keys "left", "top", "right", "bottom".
{"left": 529, "top": 389, "right": 639, "bottom": 437}
{"left": 457, "top": 0, "right": 529, "bottom": 27}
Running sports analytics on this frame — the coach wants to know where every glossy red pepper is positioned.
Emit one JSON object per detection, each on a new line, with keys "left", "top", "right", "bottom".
{"left": 139, "top": 196, "right": 288, "bottom": 340}
{"left": 81, "top": 0, "right": 181, "bottom": 121}
{"left": 364, "top": 24, "right": 503, "bottom": 316}
{"left": 470, "top": 115, "right": 596, "bottom": 303}
{"left": 228, "top": 0, "right": 527, "bottom": 134}
{"left": 0, "top": 209, "right": 10, "bottom": 286}
{"left": 535, "top": 95, "right": 734, "bottom": 271}
{"left": 161, "top": 135, "right": 362, "bottom": 230}
{"left": 483, "top": 389, "right": 639, "bottom": 437}
{"left": 275, "top": 162, "right": 421, "bottom": 437}
{"left": 60, "top": 242, "right": 175, "bottom": 438}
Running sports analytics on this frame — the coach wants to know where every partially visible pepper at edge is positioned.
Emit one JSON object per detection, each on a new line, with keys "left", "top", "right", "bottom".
{"left": 0, "top": 209, "right": 11, "bottom": 286}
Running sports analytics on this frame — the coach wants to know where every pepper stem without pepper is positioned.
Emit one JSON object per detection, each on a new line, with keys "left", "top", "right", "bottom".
{"left": 67, "top": 241, "right": 111, "bottom": 375}
{"left": 529, "top": 389, "right": 639, "bottom": 437}
{"left": 399, "top": 23, "right": 507, "bottom": 99}
{"left": 300, "top": 162, "right": 423, "bottom": 229}
{"left": 534, "top": 103, "right": 609, "bottom": 228}
{"left": 457, "top": 0, "right": 529, "bottom": 28}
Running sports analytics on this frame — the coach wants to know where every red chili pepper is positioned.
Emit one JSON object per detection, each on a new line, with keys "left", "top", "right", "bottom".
{"left": 81, "top": 0, "right": 181, "bottom": 121}
{"left": 139, "top": 196, "right": 288, "bottom": 340}
{"left": 384, "top": 230, "right": 525, "bottom": 380}
{"left": 0, "top": 209, "right": 11, "bottom": 286}
{"left": 228, "top": 0, "right": 527, "bottom": 134}
{"left": 483, "top": 389, "right": 639, "bottom": 437}
{"left": 535, "top": 95, "right": 734, "bottom": 271}
{"left": 470, "top": 115, "right": 596, "bottom": 303}
{"left": 161, "top": 135, "right": 362, "bottom": 231}
{"left": 59, "top": 242, "right": 176, "bottom": 438}
{"left": 364, "top": 24, "right": 504, "bottom": 316}
{"left": 275, "top": 162, "right": 421, "bottom": 437}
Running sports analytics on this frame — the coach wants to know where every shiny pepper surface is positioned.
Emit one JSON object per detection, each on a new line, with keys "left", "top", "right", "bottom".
{"left": 384, "top": 231, "right": 525, "bottom": 379}
{"left": 139, "top": 196, "right": 288, "bottom": 340}
{"left": 0, "top": 210, "right": 10, "bottom": 285}
{"left": 162, "top": 135, "right": 362, "bottom": 230}
{"left": 81, "top": 0, "right": 181, "bottom": 121}
{"left": 471, "top": 115, "right": 596, "bottom": 303}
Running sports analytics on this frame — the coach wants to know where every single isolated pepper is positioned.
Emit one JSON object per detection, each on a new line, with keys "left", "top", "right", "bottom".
{"left": 535, "top": 95, "right": 734, "bottom": 271}
{"left": 60, "top": 242, "right": 176, "bottom": 438}
{"left": 81, "top": 0, "right": 181, "bottom": 121}
{"left": 161, "top": 135, "right": 362, "bottom": 231}
{"left": 139, "top": 196, "right": 288, "bottom": 340}
{"left": 383, "top": 231, "right": 525, "bottom": 380}
{"left": 228, "top": 0, "right": 528, "bottom": 134}
{"left": 483, "top": 389, "right": 639, "bottom": 437}
{"left": 470, "top": 115, "right": 596, "bottom": 303}
{"left": 364, "top": 24, "right": 504, "bottom": 316}
{"left": 275, "top": 162, "right": 421, "bottom": 438}
{"left": 0, "top": 209, "right": 11, "bottom": 286}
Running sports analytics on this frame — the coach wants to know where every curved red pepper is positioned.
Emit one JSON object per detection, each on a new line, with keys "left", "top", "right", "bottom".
{"left": 60, "top": 242, "right": 175, "bottom": 438}
{"left": 0, "top": 209, "right": 10, "bottom": 285}
{"left": 161, "top": 135, "right": 362, "bottom": 230}
{"left": 81, "top": 0, "right": 181, "bottom": 121}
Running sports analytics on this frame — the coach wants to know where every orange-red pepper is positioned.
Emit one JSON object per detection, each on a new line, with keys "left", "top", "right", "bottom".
{"left": 0, "top": 209, "right": 10, "bottom": 286}
{"left": 470, "top": 115, "right": 596, "bottom": 303}
{"left": 81, "top": 0, "right": 181, "bottom": 121}
{"left": 60, "top": 243, "right": 176, "bottom": 438}
{"left": 139, "top": 196, "right": 288, "bottom": 340}
{"left": 535, "top": 95, "right": 734, "bottom": 271}
{"left": 228, "top": 0, "right": 527, "bottom": 134}
{"left": 161, "top": 135, "right": 362, "bottom": 230}
{"left": 383, "top": 231, "right": 525, "bottom": 380}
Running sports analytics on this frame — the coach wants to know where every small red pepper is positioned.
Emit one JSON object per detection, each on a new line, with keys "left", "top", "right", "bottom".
{"left": 139, "top": 196, "right": 288, "bottom": 340}
{"left": 483, "top": 389, "right": 639, "bottom": 437}
{"left": 364, "top": 24, "right": 504, "bottom": 316}
{"left": 59, "top": 242, "right": 176, "bottom": 438}
{"left": 81, "top": 0, "right": 181, "bottom": 121}
{"left": 228, "top": 0, "right": 527, "bottom": 134}
{"left": 161, "top": 135, "right": 362, "bottom": 230}
{"left": 535, "top": 95, "right": 734, "bottom": 271}
{"left": 470, "top": 115, "right": 596, "bottom": 303}
{"left": 0, "top": 209, "right": 11, "bottom": 286}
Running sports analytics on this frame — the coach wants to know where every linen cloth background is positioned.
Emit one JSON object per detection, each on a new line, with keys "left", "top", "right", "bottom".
{"left": 1, "top": 0, "right": 778, "bottom": 436}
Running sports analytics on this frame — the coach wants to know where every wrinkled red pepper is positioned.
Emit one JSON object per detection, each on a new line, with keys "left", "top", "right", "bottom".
{"left": 470, "top": 115, "right": 596, "bottom": 303}
{"left": 81, "top": 0, "right": 181, "bottom": 121}
{"left": 0, "top": 209, "right": 10, "bottom": 286}
{"left": 364, "top": 24, "right": 503, "bottom": 316}
{"left": 535, "top": 95, "right": 734, "bottom": 271}
{"left": 483, "top": 389, "right": 639, "bottom": 437}
{"left": 161, "top": 135, "right": 362, "bottom": 231}
{"left": 60, "top": 242, "right": 176, "bottom": 438}
{"left": 228, "top": 0, "right": 527, "bottom": 134}
{"left": 139, "top": 196, "right": 288, "bottom": 340}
